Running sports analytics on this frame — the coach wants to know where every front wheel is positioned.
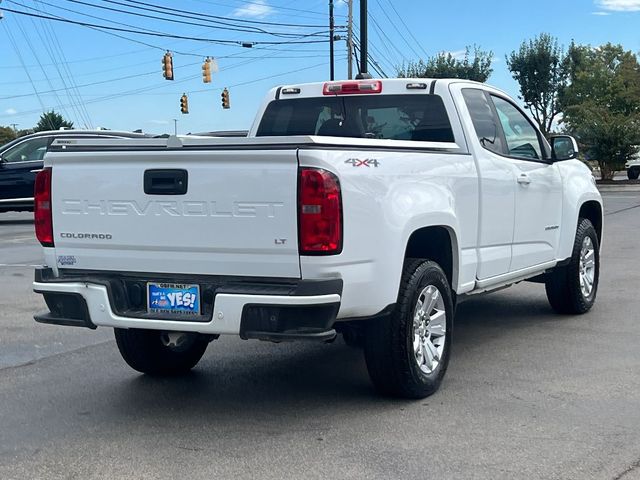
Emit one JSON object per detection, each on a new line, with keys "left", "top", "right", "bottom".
{"left": 628, "top": 168, "right": 640, "bottom": 180}
{"left": 545, "top": 218, "right": 600, "bottom": 314}
{"left": 364, "top": 259, "right": 454, "bottom": 399}
{"left": 114, "top": 329, "right": 209, "bottom": 375}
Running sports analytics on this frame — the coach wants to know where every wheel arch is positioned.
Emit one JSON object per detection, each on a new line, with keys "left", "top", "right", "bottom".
{"left": 579, "top": 200, "right": 603, "bottom": 245}
{"left": 403, "top": 225, "right": 459, "bottom": 292}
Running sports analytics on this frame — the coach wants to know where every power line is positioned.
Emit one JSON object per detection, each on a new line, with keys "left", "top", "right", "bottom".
{"left": 3, "top": 60, "right": 331, "bottom": 118}
{"left": 11, "top": 7, "right": 76, "bottom": 122}
{"left": 0, "top": 52, "right": 334, "bottom": 84}
{"left": 1, "top": 21, "right": 51, "bottom": 125}
{"left": 1, "top": 65, "right": 198, "bottom": 100}
{"left": 355, "top": 26, "right": 396, "bottom": 74}
{"left": 115, "top": 0, "right": 332, "bottom": 29}
{"left": 58, "top": 0, "right": 331, "bottom": 38}
{"left": 367, "top": 14, "right": 406, "bottom": 65}
{"left": 3, "top": 42, "right": 335, "bottom": 100}
{"left": 372, "top": 0, "right": 422, "bottom": 59}
{"left": 353, "top": 42, "right": 386, "bottom": 78}
{"left": 183, "top": 60, "right": 332, "bottom": 94}
{"left": 383, "top": 0, "right": 429, "bottom": 58}
{"left": 32, "top": 0, "right": 94, "bottom": 127}
{"left": 4, "top": 0, "right": 337, "bottom": 61}
{"left": 189, "top": 0, "right": 346, "bottom": 21}
{"left": 0, "top": 7, "right": 332, "bottom": 46}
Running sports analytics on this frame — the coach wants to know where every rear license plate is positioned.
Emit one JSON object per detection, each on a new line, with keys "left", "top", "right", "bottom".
{"left": 147, "top": 283, "right": 200, "bottom": 316}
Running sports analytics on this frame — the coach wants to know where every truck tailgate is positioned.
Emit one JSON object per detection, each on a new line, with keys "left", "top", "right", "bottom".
{"left": 49, "top": 149, "right": 300, "bottom": 278}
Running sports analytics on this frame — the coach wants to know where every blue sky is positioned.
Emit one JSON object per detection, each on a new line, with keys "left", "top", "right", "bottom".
{"left": 1, "top": 0, "right": 639, "bottom": 134}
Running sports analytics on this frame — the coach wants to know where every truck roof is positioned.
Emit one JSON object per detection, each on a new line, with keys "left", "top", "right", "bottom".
{"left": 266, "top": 77, "right": 507, "bottom": 100}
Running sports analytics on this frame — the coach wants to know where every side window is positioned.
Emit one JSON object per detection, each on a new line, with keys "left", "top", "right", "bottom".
{"left": 3, "top": 137, "right": 50, "bottom": 163}
{"left": 491, "top": 96, "right": 543, "bottom": 160}
{"left": 461, "top": 89, "right": 504, "bottom": 155}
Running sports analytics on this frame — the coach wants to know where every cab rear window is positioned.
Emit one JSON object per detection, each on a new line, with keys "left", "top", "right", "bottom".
{"left": 256, "top": 94, "right": 454, "bottom": 142}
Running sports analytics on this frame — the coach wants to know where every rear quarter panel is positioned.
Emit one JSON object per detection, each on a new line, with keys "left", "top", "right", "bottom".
{"left": 298, "top": 147, "right": 478, "bottom": 319}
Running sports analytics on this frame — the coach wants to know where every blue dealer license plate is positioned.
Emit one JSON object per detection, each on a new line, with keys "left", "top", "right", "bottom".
{"left": 147, "top": 283, "right": 200, "bottom": 316}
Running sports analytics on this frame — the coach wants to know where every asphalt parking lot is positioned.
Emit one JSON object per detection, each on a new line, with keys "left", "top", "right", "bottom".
{"left": 1, "top": 191, "right": 639, "bottom": 480}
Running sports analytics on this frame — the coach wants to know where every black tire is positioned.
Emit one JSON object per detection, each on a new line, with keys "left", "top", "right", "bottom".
{"left": 364, "top": 259, "right": 454, "bottom": 399}
{"left": 628, "top": 168, "right": 640, "bottom": 180}
{"left": 545, "top": 218, "right": 599, "bottom": 314}
{"left": 114, "top": 328, "right": 209, "bottom": 375}
{"left": 341, "top": 324, "right": 365, "bottom": 348}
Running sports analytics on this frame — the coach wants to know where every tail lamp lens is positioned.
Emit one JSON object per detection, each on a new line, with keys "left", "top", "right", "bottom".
{"left": 298, "top": 168, "right": 342, "bottom": 254}
{"left": 34, "top": 168, "right": 54, "bottom": 247}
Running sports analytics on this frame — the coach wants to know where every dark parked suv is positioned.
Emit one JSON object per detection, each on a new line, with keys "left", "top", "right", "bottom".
{"left": 0, "top": 129, "right": 148, "bottom": 212}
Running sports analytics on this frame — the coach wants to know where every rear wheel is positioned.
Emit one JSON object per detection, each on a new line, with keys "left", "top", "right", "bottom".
{"left": 114, "top": 328, "right": 209, "bottom": 375}
{"left": 628, "top": 168, "right": 640, "bottom": 180}
{"left": 545, "top": 218, "right": 599, "bottom": 314}
{"left": 364, "top": 259, "right": 453, "bottom": 399}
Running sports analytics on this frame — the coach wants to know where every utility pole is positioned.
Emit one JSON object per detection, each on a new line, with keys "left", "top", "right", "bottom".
{"left": 355, "top": 0, "right": 371, "bottom": 79}
{"left": 329, "top": 0, "right": 335, "bottom": 81}
{"left": 10, "top": 123, "right": 18, "bottom": 133}
{"left": 346, "top": 0, "right": 354, "bottom": 79}
{"left": 173, "top": 119, "right": 177, "bottom": 135}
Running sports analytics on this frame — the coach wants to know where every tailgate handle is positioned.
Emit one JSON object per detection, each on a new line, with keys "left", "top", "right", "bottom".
{"left": 144, "top": 169, "right": 188, "bottom": 195}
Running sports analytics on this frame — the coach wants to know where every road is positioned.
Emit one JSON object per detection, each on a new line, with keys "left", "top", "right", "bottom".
{"left": 1, "top": 192, "right": 640, "bottom": 480}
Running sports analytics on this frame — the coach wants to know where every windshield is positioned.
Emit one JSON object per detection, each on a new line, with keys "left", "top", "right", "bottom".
{"left": 256, "top": 94, "right": 454, "bottom": 142}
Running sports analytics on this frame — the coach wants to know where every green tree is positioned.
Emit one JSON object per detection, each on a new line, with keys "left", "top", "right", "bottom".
{"left": 397, "top": 46, "right": 493, "bottom": 82}
{"left": 506, "top": 33, "right": 569, "bottom": 136}
{"left": 17, "top": 128, "right": 34, "bottom": 138}
{"left": 0, "top": 126, "right": 17, "bottom": 145}
{"left": 560, "top": 43, "right": 640, "bottom": 180}
{"left": 34, "top": 110, "right": 73, "bottom": 132}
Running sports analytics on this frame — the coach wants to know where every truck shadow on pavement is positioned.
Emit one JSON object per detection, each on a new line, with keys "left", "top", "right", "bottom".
{"left": 99, "top": 288, "right": 567, "bottom": 421}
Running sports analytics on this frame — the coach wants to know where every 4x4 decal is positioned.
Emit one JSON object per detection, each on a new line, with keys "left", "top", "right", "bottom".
{"left": 345, "top": 158, "right": 380, "bottom": 168}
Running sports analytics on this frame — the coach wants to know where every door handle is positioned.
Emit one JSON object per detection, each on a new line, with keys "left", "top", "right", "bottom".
{"left": 517, "top": 174, "right": 531, "bottom": 185}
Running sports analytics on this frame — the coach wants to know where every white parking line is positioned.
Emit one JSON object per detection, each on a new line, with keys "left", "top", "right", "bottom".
{"left": 0, "top": 264, "right": 43, "bottom": 268}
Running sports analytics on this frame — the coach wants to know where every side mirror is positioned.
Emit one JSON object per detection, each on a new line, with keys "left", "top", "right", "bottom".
{"left": 551, "top": 135, "right": 579, "bottom": 161}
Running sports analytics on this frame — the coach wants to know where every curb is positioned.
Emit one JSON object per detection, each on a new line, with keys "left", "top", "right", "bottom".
{"left": 597, "top": 185, "right": 640, "bottom": 192}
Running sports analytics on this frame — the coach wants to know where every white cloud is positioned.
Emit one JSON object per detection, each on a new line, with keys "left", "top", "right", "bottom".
{"left": 4, "top": 108, "right": 17, "bottom": 115}
{"left": 596, "top": 0, "right": 640, "bottom": 11}
{"left": 232, "top": 0, "right": 273, "bottom": 18}
{"left": 592, "top": 10, "right": 612, "bottom": 14}
{"left": 445, "top": 50, "right": 467, "bottom": 60}
{"left": 334, "top": 0, "right": 348, "bottom": 10}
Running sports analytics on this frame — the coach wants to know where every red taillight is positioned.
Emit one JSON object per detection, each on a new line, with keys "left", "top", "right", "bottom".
{"left": 322, "top": 80, "right": 382, "bottom": 95}
{"left": 298, "top": 168, "right": 342, "bottom": 255}
{"left": 34, "top": 168, "right": 53, "bottom": 247}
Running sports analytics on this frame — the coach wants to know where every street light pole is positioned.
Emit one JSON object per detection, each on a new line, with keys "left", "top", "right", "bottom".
{"left": 355, "top": 0, "right": 372, "bottom": 79}
{"left": 329, "top": 0, "right": 335, "bottom": 80}
{"left": 173, "top": 119, "right": 177, "bottom": 135}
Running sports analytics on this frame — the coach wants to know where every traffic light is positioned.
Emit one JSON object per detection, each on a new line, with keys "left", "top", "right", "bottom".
{"left": 162, "top": 51, "right": 174, "bottom": 80}
{"left": 202, "top": 57, "right": 212, "bottom": 84}
{"left": 221, "top": 88, "right": 230, "bottom": 109}
{"left": 180, "top": 93, "right": 189, "bottom": 114}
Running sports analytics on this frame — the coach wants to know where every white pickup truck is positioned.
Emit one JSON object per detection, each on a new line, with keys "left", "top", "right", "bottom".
{"left": 33, "top": 78, "right": 602, "bottom": 398}
{"left": 625, "top": 148, "right": 640, "bottom": 179}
